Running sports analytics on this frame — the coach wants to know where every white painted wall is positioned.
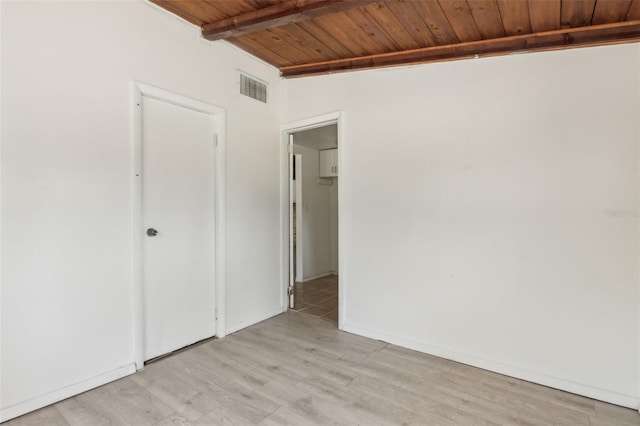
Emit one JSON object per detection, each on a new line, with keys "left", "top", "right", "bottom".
{"left": 0, "top": 0, "right": 281, "bottom": 420}
{"left": 293, "top": 144, "right": 334, "bottom": 280}
{"left": 283, "top": 44, "right": 640, "bottom": 407}
{"left": 293, "top": 124, "right": 338, "bottom": 150}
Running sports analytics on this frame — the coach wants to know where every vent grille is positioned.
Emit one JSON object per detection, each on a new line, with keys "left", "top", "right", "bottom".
{"left": 239, "top": 73, "right": 267, "bottom": 103}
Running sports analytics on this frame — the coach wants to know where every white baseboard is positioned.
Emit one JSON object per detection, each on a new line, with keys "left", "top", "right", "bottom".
{"left": 0, "top": 363, "right": 136, "bottom": 423}
{"left": 342, "top": 322, "right": 639, "bottom": 410}
{"left": 301, "top": 272, "right": 332, "bottom": 282}
{"left": 226, "top": 307, "right": 284, "bottom": 335}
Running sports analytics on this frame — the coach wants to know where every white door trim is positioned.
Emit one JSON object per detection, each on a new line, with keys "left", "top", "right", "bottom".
{"left": 280, "top": 111, "right": 345, "bottom": 329}
{"left": 294, "top": 154, "right": 303, "bottom": 284}
{"left": 131, "top": 81, "right": 226, "bottom": 370}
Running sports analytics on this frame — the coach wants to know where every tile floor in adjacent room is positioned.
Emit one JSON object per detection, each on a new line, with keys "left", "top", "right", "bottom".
{"left": 291, "top": 274, "right": 338, "bottom": 324}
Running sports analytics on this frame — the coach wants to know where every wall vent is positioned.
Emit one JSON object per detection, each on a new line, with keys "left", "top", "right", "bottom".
{"left": 239, "top": 72, "right": 267, "bottom": 103}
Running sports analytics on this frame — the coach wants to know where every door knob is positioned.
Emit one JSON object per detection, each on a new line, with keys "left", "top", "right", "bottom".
{"left": 146, "top": 228, "right": 158, "bottom": 237}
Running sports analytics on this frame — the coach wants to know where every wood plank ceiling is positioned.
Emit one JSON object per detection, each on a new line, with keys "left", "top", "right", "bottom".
{"left": 151, "top": 0, "right": 640, "bottom": 77}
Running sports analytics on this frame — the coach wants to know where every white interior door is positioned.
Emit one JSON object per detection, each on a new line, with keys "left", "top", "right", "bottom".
{"left": 288, "top": 135, "right": 295, "bottom": 308}
{"left": 142, "top": 96, "right": 216, "bottom": 361}
{"left": 294, "top": 155, "right": 303, "bottom": 284}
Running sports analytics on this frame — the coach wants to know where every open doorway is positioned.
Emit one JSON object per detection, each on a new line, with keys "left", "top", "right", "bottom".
{"left": 289, "top": 124, "right": 339, "bottom": 324}
{"left": 281, "top": 112, "right": 344, "bottom": 328}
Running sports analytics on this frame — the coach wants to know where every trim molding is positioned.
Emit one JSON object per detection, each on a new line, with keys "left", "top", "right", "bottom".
{"left": 342, "top": 321, "right": 639, "bottom": 410}
{"left": 0, "top": 364, "right": 136, "bottom": 422}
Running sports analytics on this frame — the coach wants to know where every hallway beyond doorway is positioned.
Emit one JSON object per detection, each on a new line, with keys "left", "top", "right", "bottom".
{"left": 291, "top": 275, "right": 337, "bottom": 324}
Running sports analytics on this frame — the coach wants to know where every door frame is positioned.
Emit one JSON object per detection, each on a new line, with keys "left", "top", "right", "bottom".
{"left": 294, "top": 154, "right": 303, "bottom": 284}
{"left": 131, "top": 82, "right": 227, "bottom": 370}
{"left": 288, "top": 152, "right": 304, "bottom": 308}
{"left": 280, "top": 111, "right": 345, "bottom": 329}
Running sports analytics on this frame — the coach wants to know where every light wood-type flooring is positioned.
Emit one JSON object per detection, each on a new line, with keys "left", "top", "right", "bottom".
{"left": 4, "top": 311, "right": 640, "bottom": 425}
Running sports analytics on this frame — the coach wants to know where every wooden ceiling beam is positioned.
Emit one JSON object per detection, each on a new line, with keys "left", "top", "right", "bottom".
{"left": 280, "top": 20, "right": 640, "bottom": 77}
{"left": 202, "top": 0, "right": 376, "bottom": 41}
